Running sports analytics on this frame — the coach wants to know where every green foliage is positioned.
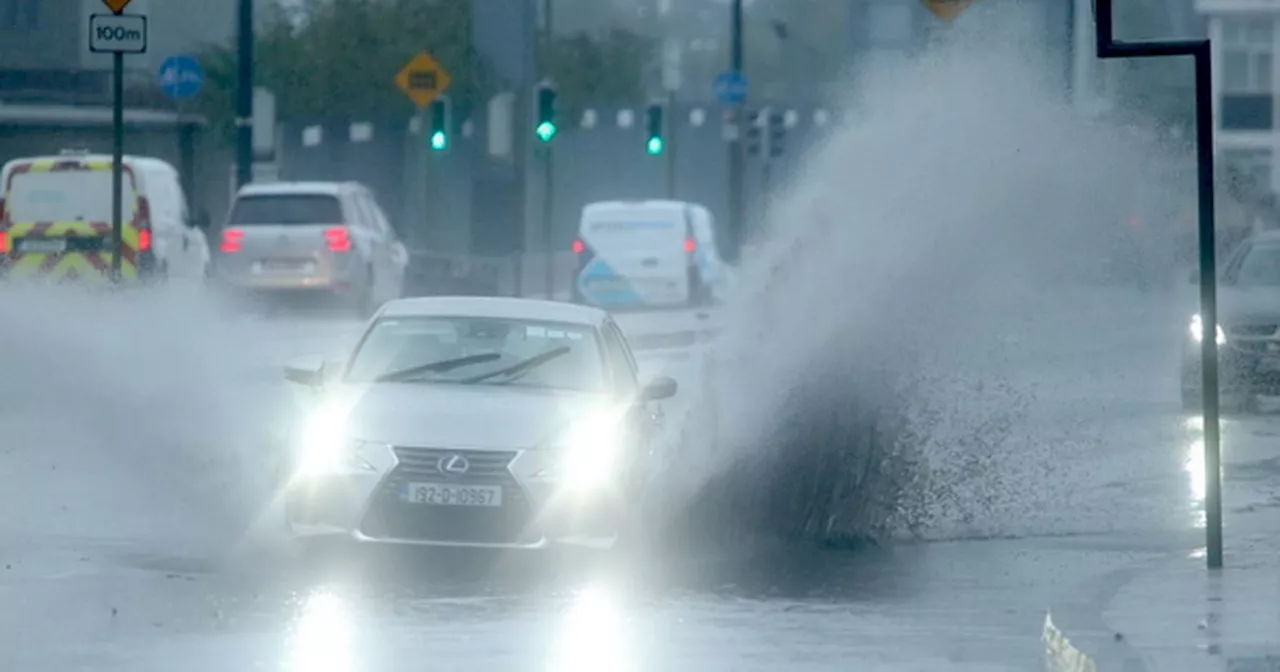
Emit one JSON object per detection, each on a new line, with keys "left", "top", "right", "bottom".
{"left": 543, "top": 28, "right": 656, "bottom": 121}
{"left": 195, "top": 0, "right": 653, "bottom": 143}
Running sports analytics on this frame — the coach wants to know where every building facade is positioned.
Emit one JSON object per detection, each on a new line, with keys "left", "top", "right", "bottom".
{"left": 1197, "top": 0, "right": 1280, "bottom": 193}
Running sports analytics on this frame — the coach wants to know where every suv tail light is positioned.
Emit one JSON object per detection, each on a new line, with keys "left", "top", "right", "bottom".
{"left": 136, "top": 196, "right": 153, "bottom": 251}
{"left": 324, "top": 226, "right": 352, "bottom": 252}
{"left": 220, "top": 228, "right": 245, "bottom": 253}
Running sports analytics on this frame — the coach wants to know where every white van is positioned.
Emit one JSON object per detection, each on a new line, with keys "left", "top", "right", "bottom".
{"left": 0, "top": 150, "right": 210, "bottom": 283}
{"left": 571, "top": 199, "right": 725, "bottom": 309}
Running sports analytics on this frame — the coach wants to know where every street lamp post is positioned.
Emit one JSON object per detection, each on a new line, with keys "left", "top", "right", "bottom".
{"left": 1094, "top": 0, "right": 1223, "bottom": 570}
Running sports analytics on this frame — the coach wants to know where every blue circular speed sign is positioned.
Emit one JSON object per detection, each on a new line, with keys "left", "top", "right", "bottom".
{"left": 158, "top": 55, "right": 204, "bottom": 100}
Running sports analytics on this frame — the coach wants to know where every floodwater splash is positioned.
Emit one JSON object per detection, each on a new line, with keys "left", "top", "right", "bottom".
{"left": 656, "top": 7, "right": 1185, "bottom": 546}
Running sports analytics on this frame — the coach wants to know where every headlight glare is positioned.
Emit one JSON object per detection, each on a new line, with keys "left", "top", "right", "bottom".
{"left": 546, "top": 413, "right": 626, "bottom": 491}
{"left": 297, "top": 410, "right": 376, "bottom": 476}
{"left": 1189, "top": 314, "right": 1226, "bottom": 345}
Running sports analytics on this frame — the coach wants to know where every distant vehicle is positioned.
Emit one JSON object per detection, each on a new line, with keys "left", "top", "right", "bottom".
{"left": 572, "top": 199, "right": 725, "bottom": 309}
{"left": 1181, "top": 230, "right": 1280, "bottom": 412}
{"left": 0, "top": 150, "right": 210, "bottom": 283}
{"left": 212, "top": 181, "right": 408, "bottom": 315}
{"left": 277, "top": 296, "right": 677, "bottom": 550}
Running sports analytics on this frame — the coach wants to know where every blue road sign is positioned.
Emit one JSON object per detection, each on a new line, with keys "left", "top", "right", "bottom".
{"left": 158, "top": 54, "right": 204, "bottom": 100}
{"left": 713, "top": 71, "right": 748, "bottom": 106}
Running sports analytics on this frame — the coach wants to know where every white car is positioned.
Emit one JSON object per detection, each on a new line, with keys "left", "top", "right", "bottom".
{"left": 279, "top": 296, "right": 678, "bottom": 549}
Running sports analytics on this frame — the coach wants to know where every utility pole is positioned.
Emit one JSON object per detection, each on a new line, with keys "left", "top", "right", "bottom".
{"left": 727, "top": 0, "right": 744, "bottom": 263}
{"left": 236, "top": 0, "right": 254, "bottom": 189}
{"left": 1094, "top": 0, "right": 1222, "bottom": 571}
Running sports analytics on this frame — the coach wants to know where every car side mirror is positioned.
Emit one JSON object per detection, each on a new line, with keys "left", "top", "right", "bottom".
{"left": 283, "top": 356, "right": 328, "bottom": 387}
{"left": 641, "top": 376, "right": 678, "bottom": 401}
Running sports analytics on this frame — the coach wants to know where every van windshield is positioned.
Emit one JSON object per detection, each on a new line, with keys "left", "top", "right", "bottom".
{"left": 4, "top": 169, "right": 136, "bottom": 224}
{"left": 230, "top": 194, "right": 344, "bottom": 226}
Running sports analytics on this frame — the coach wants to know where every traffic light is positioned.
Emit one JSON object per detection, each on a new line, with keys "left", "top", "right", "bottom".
{"left": 745, "top": 109, "right": 763, "bottom": 157}
{"left": 429, "top": 97, "right": 451, "bottom": 151}
{"left": 645, "top": 103, "right": 665, "bottom": 155}
{"left": 535, "top": 82, "right": 557, "bottom": 142}
{"left": 768, "top": 110, "right": 786, "bottom": 157}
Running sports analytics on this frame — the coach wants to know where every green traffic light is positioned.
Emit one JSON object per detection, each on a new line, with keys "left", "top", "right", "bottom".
{"left": 535, "top": 121, "right": 557, "bottom": 142}
{"left": 646, "top": 137, "right": 664, "bottom": 154}
{"left": 430, "top": 131, "right": 447, "bottom": 151}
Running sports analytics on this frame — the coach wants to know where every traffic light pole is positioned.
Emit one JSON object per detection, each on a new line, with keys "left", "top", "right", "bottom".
{"left": 666, "top": 93, "right": 677, "bottom": 199}
{"left": 726, "top": 0, "right": 745, "bottom": 263}
{"left": 541, "top": 0, "right": 556, "bottom": 299}
{"left": 1094, "top": 0, "right": 1222, "bottom": 570}
{"left": 235, "top": 0, "right": 254, "bottom": 189}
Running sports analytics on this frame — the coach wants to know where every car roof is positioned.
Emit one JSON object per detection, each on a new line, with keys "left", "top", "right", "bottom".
{"left": 377, "top": 296, "right": 609, "bottom": 326}
{"left": 236, "top": 181, "right": 357, "bottom": 197}
{"left": 2, "top": 153, "right": 174, "bottom": 173}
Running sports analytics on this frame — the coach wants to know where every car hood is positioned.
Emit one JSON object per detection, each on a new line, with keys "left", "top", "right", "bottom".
{"left": 316, "top": 383, "right": 620, "bottom": 449}
{"left": 1219, "top": 286, "right": 1280, "bottom": 325}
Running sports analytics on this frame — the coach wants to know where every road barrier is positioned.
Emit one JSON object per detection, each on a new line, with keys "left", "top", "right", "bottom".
{"left": 1043, "top": 612, "right": 1098, "bottom": 672}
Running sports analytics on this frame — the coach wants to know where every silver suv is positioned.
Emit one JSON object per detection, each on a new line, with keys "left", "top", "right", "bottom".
{"left": 213, "top": 181, "right": 408, "bottom": 314}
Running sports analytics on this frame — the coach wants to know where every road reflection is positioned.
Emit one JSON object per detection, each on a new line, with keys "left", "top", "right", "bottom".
{"left": 550, "top": 582, "right": 633, "bottom": 672}
{"left": 285, "top": 589, "right": 356, "bottom": 672}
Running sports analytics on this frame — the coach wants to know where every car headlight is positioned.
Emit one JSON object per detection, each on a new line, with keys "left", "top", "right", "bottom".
{"left": 544, "top": 412, "right": 628, "bottom": 491}
{"left": 1189, "top": 314, "right": 1226, "bottom": 345}
{"left": 296, "top": 408, "right": 377, "bottom": 476}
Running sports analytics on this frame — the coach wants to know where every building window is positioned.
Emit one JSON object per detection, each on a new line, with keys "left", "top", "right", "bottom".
{"left": 1221, "top": 16, "right": 1273, "bottom": 93}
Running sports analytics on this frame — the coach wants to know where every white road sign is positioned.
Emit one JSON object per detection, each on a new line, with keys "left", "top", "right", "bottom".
{"left": 89, "top": 14, "right": 148, "bottom": 54}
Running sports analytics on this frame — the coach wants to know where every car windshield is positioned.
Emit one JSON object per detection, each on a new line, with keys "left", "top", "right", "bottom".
{"left": 344, "top": 315, "right": 605, "bottom": 392}
{"left": 1234, "top": 244, "right": 1280, "bottom": 287}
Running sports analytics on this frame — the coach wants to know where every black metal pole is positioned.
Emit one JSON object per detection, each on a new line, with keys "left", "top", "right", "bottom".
{"left": 726, "top": 0, "right": 744, "bottom": 263}
{"left": 236, "top": 0, "right": 254, "bottom": 189}
{"left": 667, "top": 94, "right": 678, "bottom": 199}
{"left": 1094, "top": 0, "right": 1222, "bottom": 570}
{"left": 111, "top": 53, "right": 125, "bottom": 282}
{"left": 542, "top": 0, "right": 555, "bottom": 298}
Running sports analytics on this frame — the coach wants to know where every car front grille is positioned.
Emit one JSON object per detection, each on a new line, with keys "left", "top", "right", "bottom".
{"left": 358, "top": 447, "right": 538, "bottom": 544}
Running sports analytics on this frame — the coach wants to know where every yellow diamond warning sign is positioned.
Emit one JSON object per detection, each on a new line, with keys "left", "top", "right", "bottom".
{"left": 922, "top": 0, "right": 975, "bottom": 22}
{"left": 395, "top": 51, "right": 452, "bottom": 109}
{"left": 101, "top": 0, "right": 132, "bottom": 14}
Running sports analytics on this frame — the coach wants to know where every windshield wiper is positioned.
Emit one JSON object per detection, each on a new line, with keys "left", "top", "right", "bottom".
{"left": 374, "top": 352, "right": 502, "bottom": 383}
{"left": 458, "top": 346, "right": 571, "bottom": 385}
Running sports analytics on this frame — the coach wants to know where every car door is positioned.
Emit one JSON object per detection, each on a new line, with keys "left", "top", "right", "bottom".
{"left": 175, "top": 175, "right": 209, "bottom": 278}
{"left": 348, "top": 189, "right": 392, "bottom": 298}
{"left": 139, "top": 167, "right": 187, "bottom": 278}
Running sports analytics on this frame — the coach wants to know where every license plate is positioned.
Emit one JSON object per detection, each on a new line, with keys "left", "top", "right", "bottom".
{"left": 253, "top": 260, "right": 314, "bottom": 274}
{"left": 400, "top": 482, "right": 502, "bottom": 507}
{"left": 17, "top": 239, "right": 66, "bottom": 254}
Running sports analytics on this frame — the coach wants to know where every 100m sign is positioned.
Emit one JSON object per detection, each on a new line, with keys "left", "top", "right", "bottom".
{"left": 89, "top": 14, "right": 148, "bottom": 54}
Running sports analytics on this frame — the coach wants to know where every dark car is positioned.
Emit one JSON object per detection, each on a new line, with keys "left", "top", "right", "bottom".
{"left": 1181, "top": 230, "right": 1280, "bottom": 412}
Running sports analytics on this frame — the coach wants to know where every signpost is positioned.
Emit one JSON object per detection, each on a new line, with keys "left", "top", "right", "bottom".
{"left": 90, "top": 0, "right": 146, "bottom": 283}
{"left": 396, "top": 50, "right": 453, "bottom": 259}
{"left": 1092, "top": 0, "right": 1223, "bottom": 571}
{"left": 158, "top": 54, "right": 204, "bottom": 100}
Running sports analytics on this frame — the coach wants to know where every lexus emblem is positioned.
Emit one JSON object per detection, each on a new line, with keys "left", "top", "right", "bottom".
{"left": 438, "top": 454, "right": 470, "bottom": 476}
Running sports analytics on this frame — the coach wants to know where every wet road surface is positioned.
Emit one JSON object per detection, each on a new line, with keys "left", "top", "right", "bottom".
{"left": 1, "top": 288, "right": 1277, "bottom": 671}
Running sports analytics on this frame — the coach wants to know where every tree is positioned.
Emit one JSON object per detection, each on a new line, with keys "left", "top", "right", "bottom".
{"left": 195, "top": 0, "right": 652, "bottom": 142}
{"left": 544, "top": 28, "right": 656, "bottom": 118}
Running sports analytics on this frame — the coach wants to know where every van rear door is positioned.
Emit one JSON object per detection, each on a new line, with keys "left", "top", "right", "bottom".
{"left": 577, "top": 206, "right": 690, "bottom": 307}
{"left": 1, "top": 160, "right": 140, "bottom": 281}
